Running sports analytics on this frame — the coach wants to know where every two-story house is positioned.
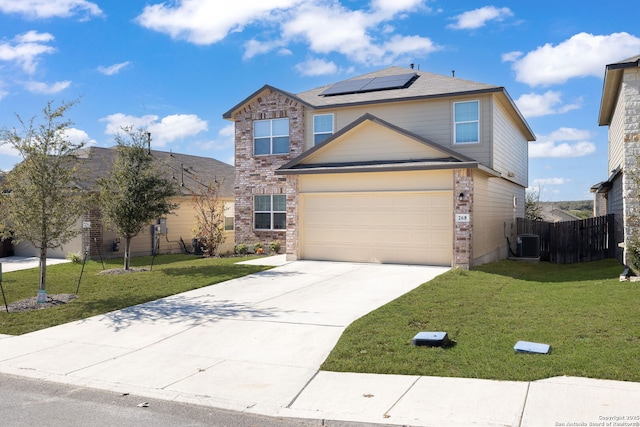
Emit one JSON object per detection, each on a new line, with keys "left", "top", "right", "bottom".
{"left": 224, "top": 66, "right": 535, "bottom": 268}
{"left": 592, "top": 55, "right": 640, "bottom": 265}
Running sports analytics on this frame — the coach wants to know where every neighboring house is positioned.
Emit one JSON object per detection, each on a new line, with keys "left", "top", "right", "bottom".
{"left": 540, "top": 204, "right": 581, "bottom": 223}
{"left": 12, "top": 146, "right": 235, "bottom": 259}
{"left": 224, "top": 66, "right": 535, "bottom": 268}
{"left": 592, "top": 55, "right": 640, "bottom": 264}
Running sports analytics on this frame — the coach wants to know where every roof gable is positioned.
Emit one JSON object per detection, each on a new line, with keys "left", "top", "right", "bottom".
{"left": 278, "top": 114, "right": 480, "bottom": 174}
{"left": 599, "top": 55, "right": 640, "bottom": 126}
{"left": 222, "top": 85, "right": 309, "bottom": 120}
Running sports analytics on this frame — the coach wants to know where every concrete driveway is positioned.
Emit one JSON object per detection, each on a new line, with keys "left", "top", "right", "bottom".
{"left": 0, "top": 257, "right": 449, "bottom": 415}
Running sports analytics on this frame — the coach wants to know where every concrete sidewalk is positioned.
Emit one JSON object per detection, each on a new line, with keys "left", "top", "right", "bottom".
{"left": 0, "top": 257, "right": 638, "bottom": 426}
{"left": 0, "top": 255, "right": 70, "bottom": 273}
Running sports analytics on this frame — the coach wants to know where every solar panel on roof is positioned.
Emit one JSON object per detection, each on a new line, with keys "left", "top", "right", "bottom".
{"left": 319, "top": 78, "right": 374, "bottom": 96}
{"left": 361, "top": 73, "right": 417, "bottom": 91}
{"left": 319, "top": 73, "right": 417, "bottom": 96}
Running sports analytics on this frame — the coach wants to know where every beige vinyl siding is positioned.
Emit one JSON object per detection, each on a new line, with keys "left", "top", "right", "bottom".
{"left": 299, "top": 170, "right": 453, "bottom": 193}
{"left": 306, "top": 95, "right": 494, "bottom": 167}
{"left": 102, "top": 197, "right": 235, "bottom": 258}
{"left": 492, "top": 96, "right": 528, "bottom": 187}
{"left": 608, "top": 85, "right": 625, "bottom": 173}
{"left": 471, "top": 171, "right": 524, "bottom": 266}
{"left": 303, "top": 119, "right": 449, "bottom": 164}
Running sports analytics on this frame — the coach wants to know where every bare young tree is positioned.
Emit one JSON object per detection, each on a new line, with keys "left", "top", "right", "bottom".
{"left": 97, "top": 128, "right": 179, "bottom": 270}
{"left": 525, "top": 188, "right": 544, "bottom": 221}
{"left": 0, "top": 100, "right": 87, "bottom": 299}
{"left": 190, "top": 179, "right": 226, "bottom": 257}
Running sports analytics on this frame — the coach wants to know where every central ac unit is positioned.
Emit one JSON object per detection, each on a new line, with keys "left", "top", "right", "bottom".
{"left": 517, "top": 234, "right": 540, "bottom": 258}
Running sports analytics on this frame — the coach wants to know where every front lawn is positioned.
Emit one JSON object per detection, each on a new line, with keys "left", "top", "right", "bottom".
{"left": 0, "top": 254, "right": 270, "bottom": 335}
{"left": 321, "top": 259, "right": 640, "bottom": 382}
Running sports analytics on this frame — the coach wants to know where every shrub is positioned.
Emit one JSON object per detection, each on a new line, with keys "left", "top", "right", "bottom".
{"left": 627, "top": 235, "right": 640, "bottom": 276}
{"left": 235, "top": 243, "right": 248, "bottom": 255}
{"left": 269, "top": 240, "right": 281, "bottom": 254}
{"left": 66, "top": 251, "right": 83, "bottom": 264}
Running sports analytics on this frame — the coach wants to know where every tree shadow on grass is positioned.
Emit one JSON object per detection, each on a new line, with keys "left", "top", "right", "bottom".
{"left": 473, "top": 258, "right": 623, "bottom": 283}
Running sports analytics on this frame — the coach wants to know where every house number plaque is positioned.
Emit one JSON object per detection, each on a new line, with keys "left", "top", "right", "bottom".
{"left": 455, "top": 214, "right": 470, "bottom": 223}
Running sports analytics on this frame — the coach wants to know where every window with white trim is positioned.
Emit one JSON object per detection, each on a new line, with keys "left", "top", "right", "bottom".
{"left": 224, "top": 202, "right": 234, "bottom": 230}
{"left": 254, "top": 195, "right": 286, "bottom": 230}
{"left": 254, "top": 118, "right": 289, "bottom": 155}
{"left": 453, "top": 100, "right": 479, "bottom": 144}
{"left": 313, "top": 114, "right": 334, "bottom": 144}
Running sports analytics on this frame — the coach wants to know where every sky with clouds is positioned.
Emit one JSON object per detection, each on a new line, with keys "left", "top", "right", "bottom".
{"left": 0, "top": 0, "right": 638, "bottom": 201}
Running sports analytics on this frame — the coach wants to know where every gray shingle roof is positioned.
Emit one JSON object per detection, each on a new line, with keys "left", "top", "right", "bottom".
{"left": 75, "top": 147, "right": 234, "bottom": 198}
{"left": 295, "top": 66, "right": 501, "bottom": 108}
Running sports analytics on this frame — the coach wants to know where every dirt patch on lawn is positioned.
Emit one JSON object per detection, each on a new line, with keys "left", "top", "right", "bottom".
{"left": 3, "top": 294, "right": 77, "bottom": 313}
{"left": 97, "top": 268, "right": 149, "bottom": 275}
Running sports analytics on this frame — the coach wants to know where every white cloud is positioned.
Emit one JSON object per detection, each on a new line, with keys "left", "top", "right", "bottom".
{"left": 243, "top": 39, "right": 287, "bottom": 60}
{"left": 0, "top": 0, "right": 103, "bottom": 19}
{"left": 532, "top": 177, "right": 567, "bottom": 187}
{"left": 530, "top": 127, "right": 596, "bottom": 158}
{"left": 0, "top": 144, "right": 20, "bottom": 170}
{"left": 371, "top": 0, "right": 426, "bottom": 17}
{"left": 0, "top": 31, "right": 56, "bottom": 73}
{"left": 515, "top": 90, "right": 581, "bottom": 118}
{"left": 136, "top": 0, "right": 300, "bottom": 45}
{"left": 501, "top": 51, "right": 521, "bottom": 62}
{"left": 100, "top": 113, "right": 208, "bottom": 147}
{"left": 137, "top": 0, "right": 439, "bottom": 66}
{"left": 295, "top": 58, "right": 339, "bottom": 76}
{"left": 506, "top": 32, "right": 640, "bottom": 87}
{"left": 23, "top": 80, "right": 71, "bottom": 94}
{"left": 97, "top": 61, "right": 130, "bottom": 76}
{"left": 282, "top": 2, "right": 439, "bottom": 65}
{"left": 60, "top": 127, "right": 97, "bottom": 146}
{"left": 194, "top": 123, "right": 235, "bottom": 152}
{"left": 447, "top": 6, "right": 513, "bottom": 30}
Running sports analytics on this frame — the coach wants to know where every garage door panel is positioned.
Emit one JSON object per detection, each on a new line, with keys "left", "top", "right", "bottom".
{"left": 301, "top": 192, "right": 452, "bottom": 266}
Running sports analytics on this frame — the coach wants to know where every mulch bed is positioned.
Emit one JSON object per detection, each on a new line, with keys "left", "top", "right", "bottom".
{"left": 2, "top": 294, "right": 77, "bottom": 313}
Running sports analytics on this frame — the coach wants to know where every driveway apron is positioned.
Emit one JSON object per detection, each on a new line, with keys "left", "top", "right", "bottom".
{"left": 0, "top": 260, "right": 449, "bottom": 414}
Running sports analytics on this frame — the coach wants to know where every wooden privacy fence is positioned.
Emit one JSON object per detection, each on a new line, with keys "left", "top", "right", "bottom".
{"left": 516, "top": 214, "right": 616, "bottom": 264}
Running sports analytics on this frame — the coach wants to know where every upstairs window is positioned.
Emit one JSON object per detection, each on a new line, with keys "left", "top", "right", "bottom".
{"left": 454, "top": 100, "right": 479, "bottom": 144}
{"left": 254, "top": 194, "right": 286, "bottom": 230}
{"left": 254, "top": 118, "right": 289, "bottom": 155}
{"left": 313, "top": 114, "right": 334, "bottom": 144}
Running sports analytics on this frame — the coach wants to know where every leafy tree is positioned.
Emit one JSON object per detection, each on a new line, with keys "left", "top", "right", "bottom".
{"left": 0, "top": 100, "right": 87, "bottom": 298}
{"left": 624, "top": 156, "right": 640, "bottom": 274}
{"left": 97, "top": 128, "right": 179, "bottom": 270}
{"left": 525, "top": 188, "right": 544, "bottom": 221}
{"left": 190, "top": 179, "right": 226, "bottom": 257}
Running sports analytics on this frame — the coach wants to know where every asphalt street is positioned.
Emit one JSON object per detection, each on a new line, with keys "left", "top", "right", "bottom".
{"left": 0, "top": 373, "right": 320, "bottom": 427}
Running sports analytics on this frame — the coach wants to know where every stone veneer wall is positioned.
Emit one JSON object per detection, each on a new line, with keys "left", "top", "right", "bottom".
{"left": 622, "top": 68, "right": 640, "bottom": 266}
{"left": 453, "top": 168, "right": 473, "bottom": 269}
{"left": 232, "top": 89, "right": 305, "bottom": 252}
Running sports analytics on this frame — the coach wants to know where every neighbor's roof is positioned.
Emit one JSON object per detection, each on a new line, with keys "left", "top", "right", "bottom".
{"left": 598, "top": 55, "right": 640, "bottom": 126}
{"left": 223, "top": 66, "right": 534, "bottom": 141}
{"left": 75, "top": 146, "right": 235, "bottom": 197}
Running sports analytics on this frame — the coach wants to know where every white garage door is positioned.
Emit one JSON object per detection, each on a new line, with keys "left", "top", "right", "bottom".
{"left": 301, "top": 191, "right": 452, "bottom": 265}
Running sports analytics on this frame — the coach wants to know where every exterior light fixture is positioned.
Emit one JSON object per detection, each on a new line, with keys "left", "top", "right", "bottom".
{"left": 458, "top": 192, "right": 465, "bottom": 201}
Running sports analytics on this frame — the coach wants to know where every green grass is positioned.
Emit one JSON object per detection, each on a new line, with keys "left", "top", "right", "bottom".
{"left": 321, "top": 259, "right": 640, "bottom": 382}
{"left": 0, "top": 254, "right": 270, "bottom": 335}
